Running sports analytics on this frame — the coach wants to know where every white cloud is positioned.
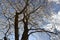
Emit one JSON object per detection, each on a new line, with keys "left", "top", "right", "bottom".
{"left": 48, "top": 0, "right": 60, "bottom": 4}
{"left": 58, "top": 11, "right": 60, "bottom": 15}
{"left": 51, "top": 11, "right": 60, "bottom": 31}
{"left": 48, "top": 0, "right": 59, "bottom": 2}
{"left": 43, "top": 11, "right": 60, "bottom": 31}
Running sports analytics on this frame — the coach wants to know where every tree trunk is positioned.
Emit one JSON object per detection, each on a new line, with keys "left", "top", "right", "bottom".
{"left": 21, "top": 11, "right": 29, "bottom": 40}
{"left": 21, "top": 0, "right": 29, "bottom": 40}
{"left": 4, "top": 37, "right": 7, "bottom": 40}
{"left": 14, "top": 13, "right": 19, "bottom": 40}
{"left": 21, "top": 21, "right": 28, "bottom": 40}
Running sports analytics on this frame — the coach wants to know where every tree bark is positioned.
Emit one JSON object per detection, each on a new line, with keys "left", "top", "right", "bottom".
{"left": 14, "top": 13, "right": 19, "bottom": 40}
{"left": 21, "top": 22, "right": 28, "bottom": 40}
{"left": 4, "top": 37, "right": 7, "bottom": 40}
{"left": 21, "top": 10, "right": 29, "bottom": 40}
{"left": 20, "top": 0, "right": 29, "bottom": 40}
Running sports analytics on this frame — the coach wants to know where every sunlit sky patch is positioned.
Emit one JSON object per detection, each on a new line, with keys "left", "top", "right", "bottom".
{"left": 51, "top": 11, "right": 60, "bottom": 31}
{"left": 48, "top": 0, "right": 60, "bottom": 3}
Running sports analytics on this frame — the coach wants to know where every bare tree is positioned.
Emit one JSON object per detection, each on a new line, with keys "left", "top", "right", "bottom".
{"left": 0, "top": 0, "right": 60, "bottom": 40}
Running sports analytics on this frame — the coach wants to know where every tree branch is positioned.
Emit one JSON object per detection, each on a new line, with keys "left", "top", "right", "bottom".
{"left": 28, "top": 28, "right": 58, "bottom": 36}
